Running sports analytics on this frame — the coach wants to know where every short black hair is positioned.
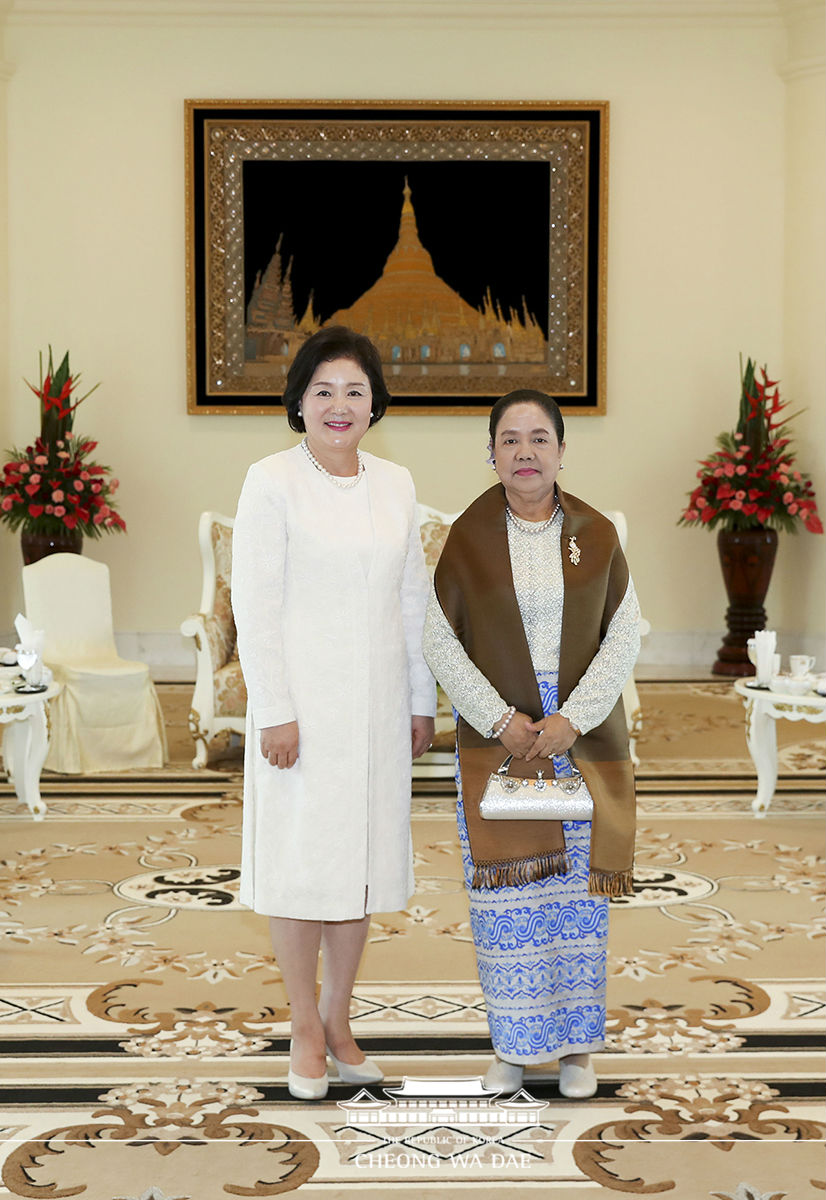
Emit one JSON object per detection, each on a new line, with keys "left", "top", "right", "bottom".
{"left": 489, "top": 389, "right": 565, "bottom": 446}
{"left": 282, "top": 326, "right": 391, "bottom": 433}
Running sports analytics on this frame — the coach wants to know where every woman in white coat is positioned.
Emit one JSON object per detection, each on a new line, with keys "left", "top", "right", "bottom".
{"left": 232, "top": 326, "right": 435, "bottom": 1101}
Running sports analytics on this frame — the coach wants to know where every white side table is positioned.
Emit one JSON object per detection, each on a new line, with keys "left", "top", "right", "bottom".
{"left": 733, "top": 678, "right": 826, "bottom": 817}
{"left": 0, "top": 682, "right": 62, "bottom": 820}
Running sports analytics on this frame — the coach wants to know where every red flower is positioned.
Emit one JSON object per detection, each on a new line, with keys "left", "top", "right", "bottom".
{"left": 28, "top": 504, "right": 44, "bottom": 518}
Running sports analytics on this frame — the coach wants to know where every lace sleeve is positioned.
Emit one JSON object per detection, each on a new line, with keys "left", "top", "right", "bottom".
{"left": 422, "top": 586, "right": 507, "bottom": 737}
{"left": 558, "top": 577, "right": 641, "bottom": 735}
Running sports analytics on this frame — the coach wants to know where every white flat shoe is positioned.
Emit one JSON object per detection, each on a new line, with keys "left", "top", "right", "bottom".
{"left": 484, "top": 1057, "right": 524, "bottom": 1092}
{"left": 558, "top": 1056, "right": 597, "bottom": 1099}
{"left": 327, "top": 1046, "right": 384, "bottom": 1084}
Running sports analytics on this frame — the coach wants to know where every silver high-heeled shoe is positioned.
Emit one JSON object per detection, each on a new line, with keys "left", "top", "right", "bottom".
{"left": 326, "top": 1046, "right": 384, "bottom": 1084}
{"left": 287, "top": 1068, "right": 329, "bottom": 1100}
{"left": 287, "top": 1042, "right": 329, "bottom": 1100}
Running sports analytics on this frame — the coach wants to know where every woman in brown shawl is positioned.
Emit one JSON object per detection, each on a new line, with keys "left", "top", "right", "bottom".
{"left": 423, "top": 390, "right": 640, "bottom": 1098}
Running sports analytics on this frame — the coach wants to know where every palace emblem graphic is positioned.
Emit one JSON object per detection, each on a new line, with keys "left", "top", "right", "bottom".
{"left": 333, "top": 1076, "right": 552, "bottom": 1171}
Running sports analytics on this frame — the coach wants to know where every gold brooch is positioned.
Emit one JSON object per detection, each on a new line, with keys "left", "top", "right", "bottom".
{"left": 568, "top": 535, "right": 581, "bottom": 565}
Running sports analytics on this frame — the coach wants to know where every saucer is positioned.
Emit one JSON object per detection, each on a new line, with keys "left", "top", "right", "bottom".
{"left": 12, "top": 682, "right": 49, "bottom": 694}
{"left": 768, "top": 675, "right": 812, "bottom": 697}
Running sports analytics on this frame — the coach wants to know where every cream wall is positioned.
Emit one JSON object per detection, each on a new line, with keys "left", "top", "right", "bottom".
{"left": 0, "top": 1, "right": 823, "bottom": 666}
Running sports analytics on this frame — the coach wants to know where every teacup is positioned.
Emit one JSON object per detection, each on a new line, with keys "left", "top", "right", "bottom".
{"left": 789, "top": 654, "right": 816, "bottom": 678}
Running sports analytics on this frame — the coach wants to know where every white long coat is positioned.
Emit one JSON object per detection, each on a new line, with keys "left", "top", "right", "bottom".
{"left": 231, "top": 444, "right": 436, "bottom": 920}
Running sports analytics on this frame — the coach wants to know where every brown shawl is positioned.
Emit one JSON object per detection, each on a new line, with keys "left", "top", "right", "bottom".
{"left": 433, "top": 483, "right": 636, "bottom": 898}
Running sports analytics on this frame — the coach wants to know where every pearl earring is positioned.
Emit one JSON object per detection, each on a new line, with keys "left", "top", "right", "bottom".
{"left": 297, "top": 408, "right": 302, "bottom": 417}
{"left": 559, "top": 462, "right": 565, "bottom": 470}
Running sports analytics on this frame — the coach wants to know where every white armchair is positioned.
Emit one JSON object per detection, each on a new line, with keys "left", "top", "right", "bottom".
{"left": 22, "top": 553, "right": 167, "bottom": 774}
{"left": 180, "top": 512, "right": 246, "bottom": 768}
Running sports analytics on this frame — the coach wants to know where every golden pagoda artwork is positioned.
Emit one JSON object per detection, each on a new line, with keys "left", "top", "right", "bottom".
{"left": 244, "top": 181, "right": 546, "bottom": 371}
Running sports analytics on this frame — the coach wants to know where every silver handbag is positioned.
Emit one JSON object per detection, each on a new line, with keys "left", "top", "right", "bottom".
{"left": 479, "top": 754, "right": 593, "bottom": 821}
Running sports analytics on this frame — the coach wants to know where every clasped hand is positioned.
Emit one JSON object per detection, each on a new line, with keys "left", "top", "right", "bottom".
{"left": 499, "top": 711, "right": 578, "bottom": 761}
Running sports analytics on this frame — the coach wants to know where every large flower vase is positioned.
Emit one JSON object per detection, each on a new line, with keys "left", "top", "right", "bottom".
{"left": 21, "top": 528, "right": 83, "bottom": 565}
{"left": 712, "top": 527, "right": 778, "bottom": 676}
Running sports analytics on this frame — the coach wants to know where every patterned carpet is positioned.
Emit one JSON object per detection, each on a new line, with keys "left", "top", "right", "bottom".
{"left": 0, "top": 683, "right": 823, "bottom": 1198}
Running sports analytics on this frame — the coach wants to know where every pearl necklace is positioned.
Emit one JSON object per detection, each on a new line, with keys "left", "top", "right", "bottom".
{"left": 301, "top": 438, "right": 364, "bottom": 489}
{"left": 506, "top": 500, "right": 560, "bottom": 534}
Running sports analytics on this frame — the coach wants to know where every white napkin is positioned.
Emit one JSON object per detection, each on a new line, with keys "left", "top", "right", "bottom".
{"left": 753, "top": 629, "right": 777, "bottom": 685}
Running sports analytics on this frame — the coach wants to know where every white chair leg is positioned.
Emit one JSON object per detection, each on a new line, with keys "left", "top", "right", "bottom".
{"left": 187, "top": 707, "right": 210, "bottom": 769}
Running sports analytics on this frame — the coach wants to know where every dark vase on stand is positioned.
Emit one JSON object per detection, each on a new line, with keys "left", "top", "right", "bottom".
{"left": 712, "top": 527, "right": 778, "bottom": 676}
{"left": 21, "top": 527, "right": 84, "bottom": 565}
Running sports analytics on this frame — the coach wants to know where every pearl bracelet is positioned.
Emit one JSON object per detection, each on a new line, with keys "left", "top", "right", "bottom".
{"left": 488, "top": 705, "right": 516, "bottom": 739}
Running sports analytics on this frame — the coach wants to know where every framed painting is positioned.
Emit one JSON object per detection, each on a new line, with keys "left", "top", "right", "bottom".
{"left": 185, "top": 100, "right": 608, "bottom": 416}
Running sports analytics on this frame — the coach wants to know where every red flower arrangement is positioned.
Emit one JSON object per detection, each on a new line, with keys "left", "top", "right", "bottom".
{"left": 0, "top": 349, "right": 126, "bottom": 539}
{"left": 679, "top": 358, "right": 822, "bottom": 535}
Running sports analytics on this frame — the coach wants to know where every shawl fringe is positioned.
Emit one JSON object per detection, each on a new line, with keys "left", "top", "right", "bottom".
{"left": 589, "top": 868, "right": 635, "bottom": 898}
{"left": 471, "top": 849, "right": 569, "bottom": 891}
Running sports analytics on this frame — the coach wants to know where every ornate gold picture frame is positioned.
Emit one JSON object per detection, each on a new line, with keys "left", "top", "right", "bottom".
{"left": 185, "top": 100, "right": 608, "bottom": 416}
